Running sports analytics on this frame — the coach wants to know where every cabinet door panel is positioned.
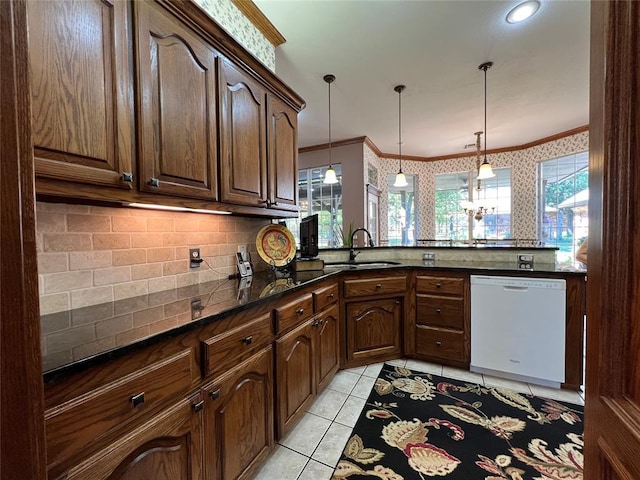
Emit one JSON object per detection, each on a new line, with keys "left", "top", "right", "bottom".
{"left": 316, "top": 304, "right": 340, "bottom": 391}
{"left": 219, "top": 61, "right": 267, "bottom": 207}
{"left": 63, "top": 394, "right": 203, "bottom": 480}
{"left": 28, "top": 0, "right": 134, "bottom": 188}
{"left": 347, "top": 298, "right": 402, "bottom": 361}
{"left": 267, "top": 95, "right": 298, "bottom": 211}
{"left": 135, "top": 1, "right": 218, "bottom": 199}
{"left": 204, "top": 347, "right": 274, "bottom": 480}
{"left": 275, "top": 320, "right": 316, "bottom": 437}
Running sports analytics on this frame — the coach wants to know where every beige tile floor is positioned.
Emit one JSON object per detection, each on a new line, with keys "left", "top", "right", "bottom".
{"left": 253, "top": 358, "right": 585, "bottom": 480}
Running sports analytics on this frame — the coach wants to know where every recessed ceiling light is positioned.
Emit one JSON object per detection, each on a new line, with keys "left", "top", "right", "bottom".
{"left": 506, "top": 0, "right": 541, "bottom": 24}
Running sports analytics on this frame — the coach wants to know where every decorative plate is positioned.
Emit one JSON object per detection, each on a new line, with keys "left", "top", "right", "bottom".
{"left": 256, "top": 223, "right": 296, "bottom": 267}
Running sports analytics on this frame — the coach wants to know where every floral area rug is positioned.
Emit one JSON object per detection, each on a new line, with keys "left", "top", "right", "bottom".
{"left": 331, "top": 364, "right": 583, "bottom": 480}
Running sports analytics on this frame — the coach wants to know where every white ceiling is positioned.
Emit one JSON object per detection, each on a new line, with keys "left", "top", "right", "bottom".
{"left": 253, "top": 0, "right": 590, "bottom": 158}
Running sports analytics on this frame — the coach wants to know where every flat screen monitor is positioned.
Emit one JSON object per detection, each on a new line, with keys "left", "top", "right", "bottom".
{"left": 299, "top": 214, "right": 318, "bottom": 258}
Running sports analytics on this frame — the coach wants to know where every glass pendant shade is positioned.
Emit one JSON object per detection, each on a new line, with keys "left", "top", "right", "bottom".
{"left": 477, "top": 158, "right": 496, "bottom": 179}
{"left": 393, "top": 171, "right": 408, "bottom": 187}
{"left": 323, "top": 166, "right": 338, "bottom": 184}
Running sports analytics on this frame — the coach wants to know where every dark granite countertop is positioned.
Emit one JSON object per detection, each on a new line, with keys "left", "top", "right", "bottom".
{"left": 41, "top": 260, "right": 585, "bottom": 382}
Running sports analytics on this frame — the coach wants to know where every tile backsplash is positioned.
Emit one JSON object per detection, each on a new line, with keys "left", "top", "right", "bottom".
{"left": 36, "top": 201, "right": 270, "bottom": 315}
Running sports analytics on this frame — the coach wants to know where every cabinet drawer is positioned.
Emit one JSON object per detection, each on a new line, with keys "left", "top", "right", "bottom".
{"left": 343, "top": 275, "right": 407, "bottom": 298}
{"left": 416, "top": 275, "right": 465, "bottom": 296}
{"left": 415, "top": 326, "right": 465, "bottom": 362}
{"left": 416, "top": 294, "right": 464, "bottom": 330}
{"left": 275, "top": 293, "right": 314, "bottom": 334}
{"left": 202, "top": 312, "right": 273, "bottom": 377}
{"left": 46, "top": 349, "right": 193, "bottom": 467}
{"left": 313, "top": 283, "right": 338, "bottom": 312}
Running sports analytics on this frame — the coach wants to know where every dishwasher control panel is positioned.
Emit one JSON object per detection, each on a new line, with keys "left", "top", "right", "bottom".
{"left": 470, "top": 275, "right": 566, "bottom": 290}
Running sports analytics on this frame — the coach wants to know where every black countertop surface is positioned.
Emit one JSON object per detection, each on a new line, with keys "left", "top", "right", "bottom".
{"left": 41, "top": 260, "right": 585, "bottom": 382}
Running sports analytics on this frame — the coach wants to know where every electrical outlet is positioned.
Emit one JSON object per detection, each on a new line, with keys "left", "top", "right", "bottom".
{"left": 237, "top": 244, "right": 248, "bottom": 261}
{"left": 189, "top": 248, "right": 201, "bottom": 268}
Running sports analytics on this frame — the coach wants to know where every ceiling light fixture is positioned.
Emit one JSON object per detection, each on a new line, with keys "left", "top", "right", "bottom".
{"left": 393, "top": 84, "right": 408, "bottom": 188}
{"left": 322, "top": 74, "right": 339, "bottom": 185}
{"left": 506, "top": 0, "right": 540, "bottom": 24}
{"left": 477, "top": 61, "right": 496, "bottom": 180}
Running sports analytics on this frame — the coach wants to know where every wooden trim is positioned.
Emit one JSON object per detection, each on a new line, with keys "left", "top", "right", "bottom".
{"left": 299, "top": 126, "right": 589, "bottom": 162}
{"left": 0, "top": 0, "right": 47, "bottom": 477}
{"left": 230, "top": 0, "right": 286, "bottom": 47}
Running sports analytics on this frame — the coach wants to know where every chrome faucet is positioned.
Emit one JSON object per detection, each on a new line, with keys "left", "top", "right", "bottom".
{"left": 349, "top": 227, "right": 374, "bottom": 262}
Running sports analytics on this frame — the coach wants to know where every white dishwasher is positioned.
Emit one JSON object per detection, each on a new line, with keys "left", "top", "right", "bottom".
{"left": 470, "top": 275, "right": 566, "bottom": 386}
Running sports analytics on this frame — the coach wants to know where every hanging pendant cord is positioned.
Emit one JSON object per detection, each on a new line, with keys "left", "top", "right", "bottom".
{"left": 483, "top": 66, "right": 487, "bottom": 161}
{"left": 394, "top": 85, "right": 405, "bottom": 172}
{"left": 328, "top": 79, "right": 332, "bottom": 165}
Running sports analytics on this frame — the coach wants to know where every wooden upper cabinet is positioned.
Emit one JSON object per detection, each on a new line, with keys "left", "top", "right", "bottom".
{"left": 28, "top": 0, "right": 135, "bottom": 189}
{"left": 219, "top": 60, "right": 268, "bottom": 208}
{"left": 267, "top": 95, "right": 298, "bottom": 212}
{"left": 134, "top": 0, "right": 218, "bottom": 200}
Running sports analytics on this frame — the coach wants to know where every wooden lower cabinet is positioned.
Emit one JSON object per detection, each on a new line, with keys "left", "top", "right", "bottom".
{"left": 275, "top": 301, "right": 340, "bottom": 438}
{"left": 202, "top": 346, "right": 274, "bottom": 480}
{"left": 60, "top": 392, "right": 204, "bottom": 480}
{"left": 346, "top": 297, "right": 403, "bottom": 364}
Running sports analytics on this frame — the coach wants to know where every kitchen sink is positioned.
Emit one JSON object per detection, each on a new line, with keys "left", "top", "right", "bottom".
{"left": 324, "top": 261, "right": 401, "bottom": 269}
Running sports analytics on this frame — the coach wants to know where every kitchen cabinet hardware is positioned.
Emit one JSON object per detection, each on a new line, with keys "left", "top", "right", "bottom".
{"left": 148, "top": 178, "right": 160, "bottom": 187}
{"left": 192, "top": 400, "right": 204, "bottom": 412}
{"left": 436, "top": 283, "right": 442, "bottom": 288}
{"left": 121, "top": 172, "right": 134, "bottom": 182}
{"left": 376, "top": 284, "right": 382, "bottom": 289}
{"left": 209, "top": 389, "right": 221, "bottom": 400}
{"left": 327, "top": 293, "right": 335, "bottom": 299}
{"left": 296, "top": 308, "right": 304, "bottom": 316}
{"left": 436, "top": 341, "right": 442, "bottom": 347}
{"left": 242, "top": 335, "right": 253, "bottom": 345}
{"left": 130, "top": 392, "right": 145, "bottom": 408}
{"left": 436, "top": 308, "right": 441, "bottom": 313}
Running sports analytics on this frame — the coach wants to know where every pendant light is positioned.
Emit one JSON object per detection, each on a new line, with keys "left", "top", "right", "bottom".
{"left": 393, "top": 84, "right": 408, "bottom": 188}
{"left": 477, "top": 62, "right": 496, "bottom": 180}
{"left": 322, "top": 74, "right": 339, "bottom": 185}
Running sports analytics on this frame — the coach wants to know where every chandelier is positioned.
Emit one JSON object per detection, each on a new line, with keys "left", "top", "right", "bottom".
{"left": 461, "top": 200, "right": 494, "bottom": 221}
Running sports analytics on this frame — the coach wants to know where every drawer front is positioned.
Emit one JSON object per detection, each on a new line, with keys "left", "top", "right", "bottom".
{"left": 416, "top": 294, "right": 464, "bottom": 330}
{"left": 343, "top": 275, "right": 407, "bottom": 298}
{"left": 416, "top": 275, "right": 465, "bottom": 296}
{"left": 313, "top": 283, "right": 338, "bottom": 312}
{"left": 46, "top": 349, "right": 193, "bottom": 467}
{"left": 415, "top": 326, "right": 465, "bottom": 362}
{"left": 275, "top": 293, "right": 314, "bottom": 334}
{"left": 203, "top": 312, "right": 273, "bottom": 377}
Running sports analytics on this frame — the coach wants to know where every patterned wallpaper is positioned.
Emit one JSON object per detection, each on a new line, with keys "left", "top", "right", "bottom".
{"left": 376, "top": 131, "right": 589, "bottom": 242}
{"left": 194, "top": 0, "right": 276, "bottom": 71}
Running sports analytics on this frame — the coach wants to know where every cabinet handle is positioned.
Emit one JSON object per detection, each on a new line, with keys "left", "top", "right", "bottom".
{"left": 296, "top": 308, "right": 304, "bottom": 316}
{"left": 209, "top": 389, "right": 221, "bottom": 400}
{"left": 435, "top": 308, "right": 441, "bottom": 314}
{"left": 242, "top": 335, "right": 253, "bottom": 345}
{"left": 261, "top": 199, "right": 271, "bottom": 207}
{"left": 121, "top": 172, "right": 134, "bottom": 183}
{"left": 192, "top": 400, "right": 204, "bottom": 412}
{"left": 271, "top": 201, "right": 278, "bottom": 206}
{"left": 148, "top": 178, "right": 160, "bottom": 187}
{"left": 436, "top": 341, "right": 442, "bottom": 347}
{"left": 130, "top": 392, "right": 145, "bottom": 408}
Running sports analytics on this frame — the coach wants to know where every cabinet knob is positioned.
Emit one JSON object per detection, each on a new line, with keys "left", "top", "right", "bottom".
{"left": 130, "top": 392, "right": 145, "bottom": 408}
{"left": 375, "top": 284, "right": 382, "bottom": 289}
{"left": 436, "top": 341, "right": 442, "bottom": 347}
{"left": 435, "top": 308, "right": 441, "bottom": 314}
{"left": 192, "top": 400, "right": 204, "bottom": 413}
{"left": 121, "top": 172, "right": 134, "bottom": 183}
{"left": 327, "top": 293, "right": 335, "bottom": 299}
{"left": 242, "top": 335, "right": 253, "bottom": 345}
{"left": 296, "top": 308, "right": 305, "bottom": 316}
{"left": 271, "top": 201, "right": 278, "bottom": 207}
{"left": 317, "top": 319, "right": 324, "bottom": 326}
{"left": 435, "top": 283, "right": 442, "bottom": 288}
{"left": 148, "top": 178, "right": 160, "bottom": 187}
{"left": 209, "top": 389, "right": 221, "bottom": 400}
{"left": 261, "top": 199, "right": 271, "bottom": 207}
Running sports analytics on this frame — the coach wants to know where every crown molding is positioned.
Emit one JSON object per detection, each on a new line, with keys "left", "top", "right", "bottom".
{"left": 299, "top": 126, "right": 589, "bottom": 161}
{"left": 230, "top": 0, "right": 286, "bottom": 47}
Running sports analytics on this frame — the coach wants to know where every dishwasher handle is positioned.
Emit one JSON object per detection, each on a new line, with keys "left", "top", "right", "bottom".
{"left": 503, "top": 286, "right": 528, "bottom": 291}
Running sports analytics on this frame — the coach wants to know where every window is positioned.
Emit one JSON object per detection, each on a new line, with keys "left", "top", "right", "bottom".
{"left": 538, "top": 152, "right": 588, "bottom": 265}
{"left": 387, "top": 174, "right": 417, "bottom": 246}
{"left": 435, "top": 168, "right": 512, "bottom": 241}
{"left": 286, "top": 165, "right": 343, "bottom": 248}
